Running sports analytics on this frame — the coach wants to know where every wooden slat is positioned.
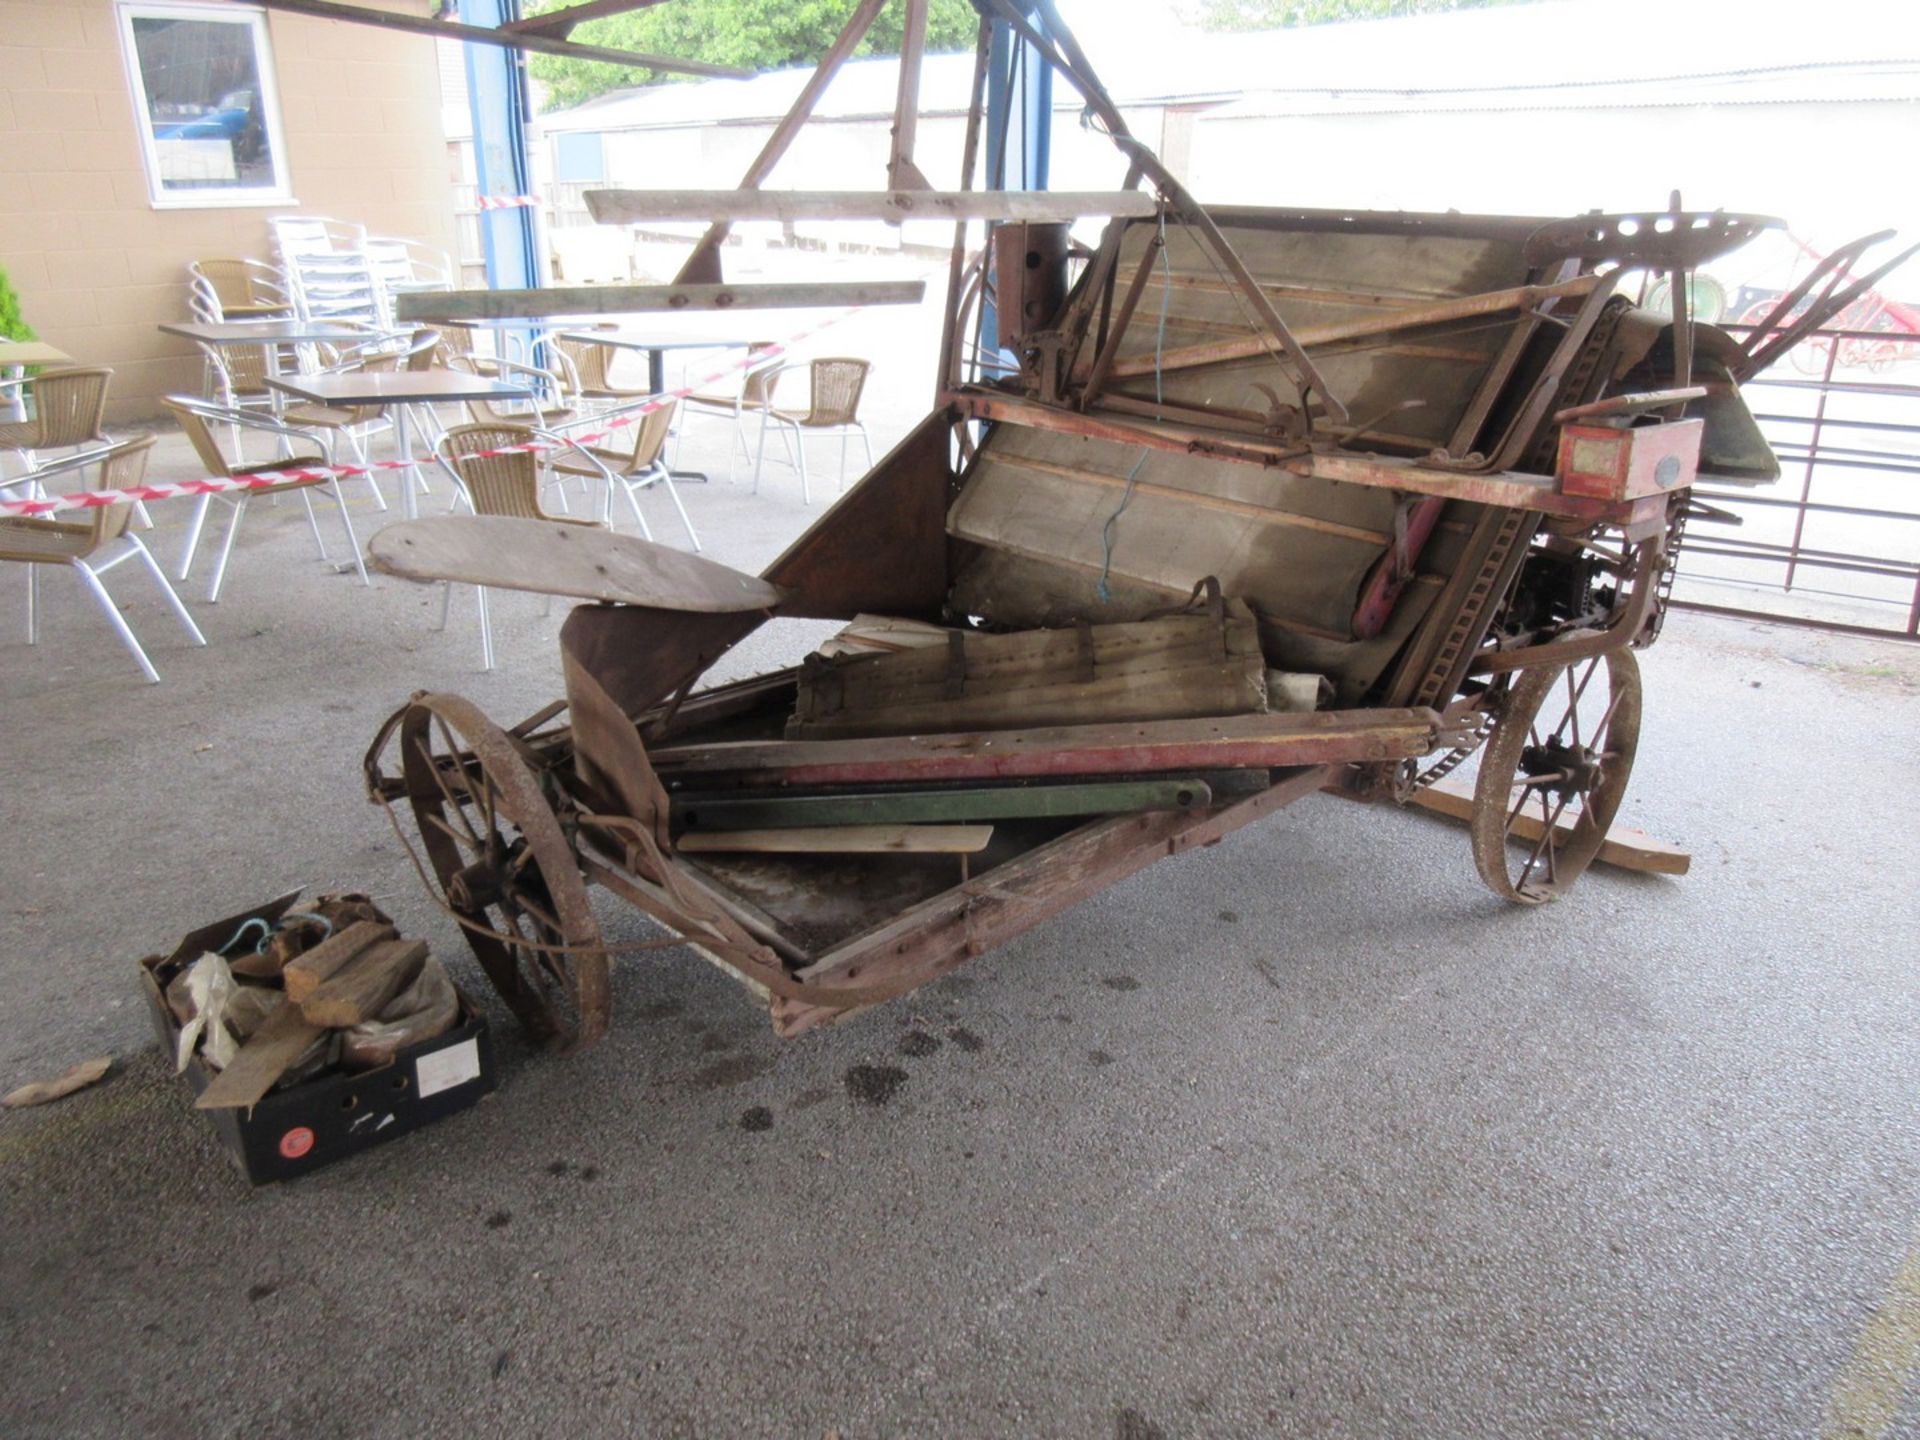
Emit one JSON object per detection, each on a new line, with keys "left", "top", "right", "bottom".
{"left": 792, "top": 607, "right": 1267, "bottom": 738}
{"left": 793, "top": 658, "right": 1267, "bottom": 739}
{"left": 676, "top": 825, "right": 994, "bottom": 855}
{"left": 1406, "top": 776, "right": 1692, "bottom": 876}
{"left": 396, "top": 280, "right": 924, "bottom": 322}
{"left": 251, "top": 0, "right": 748, "bottom": 79}
{"left": 652, "top": 708, "right": 1440, "bottom": 787}
{"left": 586, "top": 189, "right": 1157, "bottom": 225}
{"left": 1103, "top": 275, "right": 1602, "bottom": 380}
{"left": 672, "top": 776, "right": 1232, "bottom": 831}
{"left": 368, "top": 516, "right": 787, "bottom": 611}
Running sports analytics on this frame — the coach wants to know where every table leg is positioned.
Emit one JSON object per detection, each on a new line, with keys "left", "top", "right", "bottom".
{"left": 396, "top": 404, "right": 419, "bottom": 521}
{"left": 653, "top": 345, "right": 711, "bottom": 485}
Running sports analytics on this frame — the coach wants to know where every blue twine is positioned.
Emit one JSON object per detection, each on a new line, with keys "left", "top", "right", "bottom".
{"left": 1099, "top": 211, "right": 1172, "bottom": 604}
{"left": 215, "top": 911, "right": 334, "bottom": 957}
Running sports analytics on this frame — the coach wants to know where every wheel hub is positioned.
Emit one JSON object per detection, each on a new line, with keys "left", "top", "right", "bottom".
{"left": 1521, "top": 737, "right": 1603, "bottom": 800}
{"left": 448, "top": 857, "right": 506, "bottom": 911}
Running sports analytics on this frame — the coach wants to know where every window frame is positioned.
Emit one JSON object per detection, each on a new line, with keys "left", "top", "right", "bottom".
{"left": 116, "top": 1, "right": 296, "bottom": 210}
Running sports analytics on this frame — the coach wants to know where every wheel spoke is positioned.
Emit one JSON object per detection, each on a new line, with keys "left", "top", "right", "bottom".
{"left": 508, "top": 887, "right": 564, "bottom": 934}
{"left": 422, "top": 810, "right": 483, "bottom": 855}
{"left": 1593, "top": 683, "right": 1628, "bottom": 749}
{"left": 1512, "top": 772, "right": 1566, "bottom": 788}
{"left": 1519, "top": 789, "right": 1574, "bottom": 890}
{"left": 413, "top": 737, "right": 481, "bottom": 848}
{"left": 436, "top": 716, "right": 496, "bottom": 854}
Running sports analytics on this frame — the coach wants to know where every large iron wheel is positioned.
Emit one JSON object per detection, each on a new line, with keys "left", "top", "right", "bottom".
{"left": 1469, "top": 648, "right": 1642, "bottom": 904}
{"left": 397, "top": 694, "right": 608, "bottom": 1051}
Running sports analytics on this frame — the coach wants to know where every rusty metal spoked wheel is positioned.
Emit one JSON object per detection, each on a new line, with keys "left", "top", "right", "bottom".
{"left": 1470, "top": 648, "right": 1642, "bottom": 904}
{"left": 396, "top": 694, "right": 609, "bottom": 1051}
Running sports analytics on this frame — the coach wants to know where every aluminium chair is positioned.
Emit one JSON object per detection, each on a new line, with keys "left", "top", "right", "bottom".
{"left": 0, "top": 366, "right": 112, "bottom": 476}
{"left": 545, "top": 399, "right": 698, "bottom": 549}
{"left": 163, "top": 396, "right": 368, "bottom": 601}
{"left": 187, "top": 258, "right": 290, "bottom": 321}
{"left": 437, "top": 421, "right": 602, "bottom": 670}
{"left": 547, "top": 331, "right": 649, "bottom": 415}
{"left": 0, "top": 436, "right": 205, "bottom": 684}
{"left": 676, "top": 341, "right": 785, "bottom": 483}
{"left": 753, "top": 357, "right": 874, "bottom": 503}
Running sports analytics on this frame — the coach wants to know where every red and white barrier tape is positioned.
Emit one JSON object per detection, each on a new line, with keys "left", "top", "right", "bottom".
{"left": 1, "top": 310, "right": 858, "bottom": 518}
{"left": 475, "top": 194, "right": 540, "bottom": 210}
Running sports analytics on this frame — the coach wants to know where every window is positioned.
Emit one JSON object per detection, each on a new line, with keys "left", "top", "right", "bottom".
{"left": 118, "top": 3, "right": 293, "bottom": 208}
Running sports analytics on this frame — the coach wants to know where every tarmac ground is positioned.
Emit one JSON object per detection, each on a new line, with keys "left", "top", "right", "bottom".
{"left": 1, "top": 372, "right": 1917, "bottom": 1439}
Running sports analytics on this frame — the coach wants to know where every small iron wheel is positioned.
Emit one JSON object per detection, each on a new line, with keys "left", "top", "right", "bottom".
{"left": 398, "top": 694, "right": 608, "bottom": 1051}
{"left": 1469, "top": 648, "right": 1642, "bottom": 904}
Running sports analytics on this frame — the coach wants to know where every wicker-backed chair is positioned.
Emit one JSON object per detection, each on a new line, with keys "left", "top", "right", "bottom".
{"left": 0, "top": 436, "right": 205, "bottom": 683}
{"left": 753, "top": 357, "right": 874, "bottom": 503}
{"left": 677, "top": 341, "right": 784, "bottom": 483}
{"left": 434, "top": 323, "right": 498, "bottom": 378}
{"left": 547, "top": 399, "right": 697, "bottom": 549}
{"left": 437, "top": 421, "right": 600, "bottom": 670}
{"left": 457, "top": 355, "right": 579, "bottom": 430}
{"left": 188, "top": 258, "right": 290, "bottom": 321}
{"left": 163, "top": 396, "right": 368, "bottom": 602}
{"left": 549, "top": 332, "right": 649, "bottom": 413}
{"left": 0, "top": 366, "right": 112, "bottom": 474}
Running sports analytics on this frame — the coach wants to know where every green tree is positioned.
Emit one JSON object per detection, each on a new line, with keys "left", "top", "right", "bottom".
{"left": 525, "top": 0, "right": 981, "bottom": 112}
{"left": 1180, "top": 0, "right": 1533, "bottom": 27}
{"left": 0, "top": 263, "right": 33, "bottom": 343}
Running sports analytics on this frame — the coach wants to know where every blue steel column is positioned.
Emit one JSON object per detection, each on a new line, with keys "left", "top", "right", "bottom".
{"left": 981, "top": 6, "right": 1051, "bottom": 358}
{"left": 462, "top": 0, "right": 539, "bottom": 292}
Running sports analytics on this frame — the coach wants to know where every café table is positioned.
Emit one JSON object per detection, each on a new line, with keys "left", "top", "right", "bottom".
{"left": 267, "top": 370, "right": 535, "bottom": 520}
{"left": 157, "top": 320, "right": 374, "bottom": 348}
{"left": 0, "top": 342, "right": 73, "bottom": 428}
{"left": 0, "top": 341, "right": 73, "bottom": 367}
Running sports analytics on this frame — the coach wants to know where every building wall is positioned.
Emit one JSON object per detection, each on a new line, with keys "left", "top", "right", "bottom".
{"left": 0, "top": 0, "right": 458, "bottom": 421}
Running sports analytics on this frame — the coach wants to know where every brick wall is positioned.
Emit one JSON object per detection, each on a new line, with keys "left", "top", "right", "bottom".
{"left": 0, "top": 0, "right": 459, "bottom": 421}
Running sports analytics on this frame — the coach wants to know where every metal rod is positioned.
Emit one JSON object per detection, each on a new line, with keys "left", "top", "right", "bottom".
{"left": 940, "top": 17, "right": 991, "bottom": 396}
{"left": 251, "top": 0, "right": 748, "bottom": 78}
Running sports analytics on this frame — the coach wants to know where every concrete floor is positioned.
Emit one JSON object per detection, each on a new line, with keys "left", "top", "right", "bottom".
{"left": 1, "top": 409, "right": 1917, "bottom": 1440}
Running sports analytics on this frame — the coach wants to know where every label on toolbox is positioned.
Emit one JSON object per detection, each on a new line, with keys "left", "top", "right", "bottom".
{"left": 416, "top": 1037, "right": 483, "bottom": 1098}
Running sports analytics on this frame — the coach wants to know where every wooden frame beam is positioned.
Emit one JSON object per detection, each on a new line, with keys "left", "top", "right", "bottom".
{"left": 649, "top": 709, "right": 1442, "bottom": 788}
{"left": 395, "top": 280, "right": 925, "bottom": 321}
{"left": 888, "top": 0, "right": 932, "bottom": 190}
{"left": 673, "top": 0, "right": 892, "bottom": 283}
{"left": 251, "top": 0, "right": 748, "bottom": 80}
{"left": 500, "top": 0, "right": 671, "bottom": 39}
{"left": 587, "top": 188, "right": 1156, "bottom": 226}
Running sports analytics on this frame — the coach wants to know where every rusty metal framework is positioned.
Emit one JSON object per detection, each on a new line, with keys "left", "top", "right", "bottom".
{"left": 292, "top": 0, "right": 1892, "bottom": 1052}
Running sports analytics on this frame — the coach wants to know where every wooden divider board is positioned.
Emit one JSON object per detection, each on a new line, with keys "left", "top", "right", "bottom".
{"left": 368, "top": 516, "right": 787, "bottom": 612}
{"left": 1407, "top": 776, "right": 1691, "bottom": 875}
